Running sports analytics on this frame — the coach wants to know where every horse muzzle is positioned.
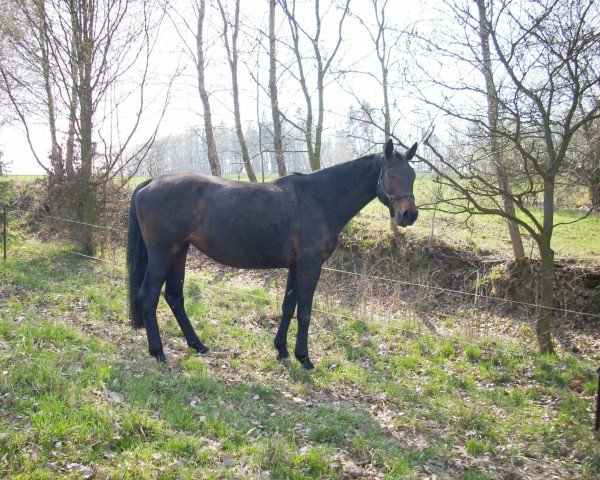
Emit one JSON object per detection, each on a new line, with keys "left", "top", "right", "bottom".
{"left": 394, "top": 208, "right": 418, "bottom": 227}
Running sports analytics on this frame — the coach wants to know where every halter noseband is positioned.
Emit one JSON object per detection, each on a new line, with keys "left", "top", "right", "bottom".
{"left": 377, "top": 160, "right": 415, "bottom": 217}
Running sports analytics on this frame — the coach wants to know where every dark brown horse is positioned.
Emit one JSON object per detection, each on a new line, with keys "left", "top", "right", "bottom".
{"left": 127, "top": 139, "right": 418, "bottom": 369}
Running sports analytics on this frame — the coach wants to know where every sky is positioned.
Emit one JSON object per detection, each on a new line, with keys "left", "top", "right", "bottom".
{"left": 0, "top": 0, "right": 440, "bottom": 174}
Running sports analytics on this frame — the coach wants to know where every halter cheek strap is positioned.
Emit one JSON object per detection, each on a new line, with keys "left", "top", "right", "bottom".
{"left": 377, "top": 177, "right": 415, "bottom": 203}
{"left": 377, "top": 169, "right": 415, "bottom": 218}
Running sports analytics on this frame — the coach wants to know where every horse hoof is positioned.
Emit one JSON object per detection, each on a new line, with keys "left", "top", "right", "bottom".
{"left": 151, "top": 349, "right": 166, "bottom": 362}
{"left": 296, "top": 355, "right": 315, "bottom": 370}
{"left": 276, "top": 350, "right": 290, "bottom": 361}
{"left": 192, "top": 343, "right": 210, "bottom": 355}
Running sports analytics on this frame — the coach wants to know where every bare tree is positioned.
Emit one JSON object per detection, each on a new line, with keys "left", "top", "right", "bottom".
{"left": 410, "top": 0, "right": 600, "bottom": 353}
{"left": 573, "top": 92, "right": 600, "bottom": 206}
{"left": 217, "top": 0, "right": 257, "bottom": 182}
{"left": 350, "top": 0, "right": 399, "bottom": 143}
{"left": 0, "top": 151, "right": 6, "bottom": 175}
{"left": 165, "top": 0, "right": 221, "bottom": 176}
{"left": 1, "top": 0, "right": 167, "bottom": 254}
{"left": 350, "top": 0, "right": 406, "bottom": 235}
{"left": 269, "top": 0, "right": 286, "bottom": 177}
{"left": 474, "top": 0, "right": 525, "bottom": 260}
{"left": 195, "top": 0, "right": 221, "bottom": 176}
{"left": 279, "top": 0, "right": 350, "bottom": 171}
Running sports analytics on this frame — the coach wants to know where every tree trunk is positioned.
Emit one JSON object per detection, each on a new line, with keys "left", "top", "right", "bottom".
{"left": 71, "top": 0, "right": 96, "bottom": 255}
{"left": 535, "top": 171, "right": 557, "bottom": 354}
{"left": 589, "top": 176, "right": 600, "bottom": 206}
{"left": 38, "top": 0, "right": 63, "bottom": 180}
{"left": 381, "top": 67, "right": 398, "bottom": 236}
{"left": 498, "top": 170, "right": 526, "bottom": 259}
{"left": 66, "top": 63, "right": 78, "bottom": 177}
{"left": 196, "top": 0, "right": 221, "bottom": 177}
{"left": 476, "top": 0, "right": 525, "bottom": 261}
{"left": 537, "top": 237, "right": 556, "bottom": 355}
{"left": 269, "top": 0, "right": 286, "bottom": 177}
{"left": 218, "top": 0, "right": 257, "bottom": 182}
{"left": 78, "top": 82, "right": 96, "bottom": 255}
{"left": 311, "top": 68, "right": 324, "bottom": 171}
{"left": 65, "top": 98, "right": 77, "bottom": 177}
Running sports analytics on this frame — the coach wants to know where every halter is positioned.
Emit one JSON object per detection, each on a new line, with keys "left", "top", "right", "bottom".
{"left": 377, "top": 159, "right": 415, "bottom": 218}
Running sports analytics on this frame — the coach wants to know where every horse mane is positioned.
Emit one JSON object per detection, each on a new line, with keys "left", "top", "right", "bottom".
{"left": 279, "top": 153, "right": 383, "bottom": 207}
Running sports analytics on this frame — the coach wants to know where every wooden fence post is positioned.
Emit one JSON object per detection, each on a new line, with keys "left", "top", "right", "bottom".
{"left": 595, "top": 366, "right": 600, "bottom": 432}
{"left": 2, "top": 205, "right": 6, "bottom": 261}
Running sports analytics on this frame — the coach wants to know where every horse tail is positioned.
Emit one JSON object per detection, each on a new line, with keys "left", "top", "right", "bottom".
{"left": 127, "top": 179, "right": 152, "bottom": 329}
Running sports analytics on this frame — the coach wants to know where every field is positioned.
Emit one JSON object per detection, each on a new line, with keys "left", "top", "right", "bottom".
{"left": 1, "top": 174, "right": 599, "bottom": 478}
{"left": 1, "top": 237, "right": 599, "bottom": 479}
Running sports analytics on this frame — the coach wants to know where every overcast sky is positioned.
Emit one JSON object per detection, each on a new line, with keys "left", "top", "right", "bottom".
{"left": 2, "top": 0, "right": 442, "bottom": 174}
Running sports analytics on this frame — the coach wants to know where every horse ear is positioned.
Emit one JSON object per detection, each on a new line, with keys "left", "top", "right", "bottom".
{"left": 405, "top": 142, "right": 418, "bottom": 160}
{"left": 384, "top": 139, "right": 394, "bottom": 159}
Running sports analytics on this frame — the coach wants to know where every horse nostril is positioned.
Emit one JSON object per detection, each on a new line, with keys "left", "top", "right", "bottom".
{"left": 402, "top": 210, "right": 418, "bottom": 224}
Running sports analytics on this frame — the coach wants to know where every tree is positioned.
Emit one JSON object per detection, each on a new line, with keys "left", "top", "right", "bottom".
{"left": 572, "top": 93, "right": 600, "bottom": 206}
{"left": 217, "top": 0, "right": 257, "bottom": 182}
{"left": 0, "top": 151, "right": 6, "bottom": 175}
{"left": 194, "top": 0, "right": 221, "bottom": 176}
{"left": 349, "top": 0, "right": 399, "bottom": 143}
{"left": 165, "top": 0, "right": 222, "bottom": 177}
{"left": 474, "top": 0, "right": 525, "bottom": 260}
{"left": 1, "top": 0, "right": 167, "bottom": 254}
{"left": 410, "top": 0, "right": 600, "bottom": 353}
{"left": 279, "top": 0, "right": 350, "bottom": 171}
{"left": 268, "top": 0, "right": 286, "bottom": 177}
{"left": 349, "top": 0, "right": 407, "bottom": 236}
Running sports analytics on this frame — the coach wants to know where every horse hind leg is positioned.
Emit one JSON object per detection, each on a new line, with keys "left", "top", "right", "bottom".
{"left": 164, "top": 246, "right": 209, "bottom": 355}
{"left": 294, "top": 261, "right": 323, "bottom": 370}
{"left": 139, "top": 254, "right": 172, "bottom": 361}
{"left": 274, "top": 267, "right": 297, "bottom": 361}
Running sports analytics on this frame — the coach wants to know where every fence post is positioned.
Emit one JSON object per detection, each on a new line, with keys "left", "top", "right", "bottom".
{"left": 595, "top": 366, "right": 600, "bottom": 432}
{"left": 2, "top": 205, "right": 6, "bottom": 261}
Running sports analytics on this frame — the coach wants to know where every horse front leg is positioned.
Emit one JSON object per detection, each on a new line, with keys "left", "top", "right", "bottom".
{"left": 274, "top": 267, "right": 297, "bottom": 361}
{"left": 294, "top": 261, "right": 322, "bottom": 370}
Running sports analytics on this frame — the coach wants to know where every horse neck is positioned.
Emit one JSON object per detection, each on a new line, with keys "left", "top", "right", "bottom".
{"left": 320, "top": 155, "right": 382, "bottom": 231}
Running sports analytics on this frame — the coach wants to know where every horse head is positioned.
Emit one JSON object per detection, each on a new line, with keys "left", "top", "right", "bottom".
{"left": 377, "top": 139, "right": 418, "bottom": 227}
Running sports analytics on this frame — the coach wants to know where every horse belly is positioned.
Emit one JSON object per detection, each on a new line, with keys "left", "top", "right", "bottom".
{"left": 192, "top": 216, "right": 294, "bottom": 269}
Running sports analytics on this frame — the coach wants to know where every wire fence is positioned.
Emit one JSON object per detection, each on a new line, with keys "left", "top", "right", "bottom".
{"left": 3, "top": 203, "right": 600, "bottom": 431}
{"left": 3, "top": 204, "right": 600, "bottom": 321}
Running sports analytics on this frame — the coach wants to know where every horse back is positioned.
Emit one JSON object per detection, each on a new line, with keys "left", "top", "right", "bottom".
{"left": 135, "top": 173, "right": 302, "bottom": 268}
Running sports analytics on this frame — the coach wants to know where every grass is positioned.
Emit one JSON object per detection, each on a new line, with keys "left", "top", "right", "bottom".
{"left": 1, "top": 239, "right": 599, "bottom": 478}
{"left": 1, "top": 175, "right": 43, "bottom": 182}
{"left": 356, "top": 196, "right": 600, "bottom": 260}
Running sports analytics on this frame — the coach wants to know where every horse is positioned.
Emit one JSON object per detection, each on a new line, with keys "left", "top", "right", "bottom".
{"left": 127, "top": 139, "right": 418, "bottom": 369}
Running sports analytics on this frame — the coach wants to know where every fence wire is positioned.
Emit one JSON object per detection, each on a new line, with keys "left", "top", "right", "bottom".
{"left": 54, "top": 247, "right": 533, "bottom": 360}
{"left": 3, "top": 204, "right": 600, "bottom": 321}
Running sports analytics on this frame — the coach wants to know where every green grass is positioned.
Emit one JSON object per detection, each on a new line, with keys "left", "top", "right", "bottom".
{"left": 1, "top": 174, "right": 42, "bottom": 182}
{"left": 1, "top": 239, "right": 599, "bottom": 478}
{"left": 356, "top": 195, "right": 600, "bottom": 260}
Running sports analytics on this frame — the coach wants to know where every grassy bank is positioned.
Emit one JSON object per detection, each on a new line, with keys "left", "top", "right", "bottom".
{"left": 1, "top": 239, "right": 598, "bottom": 479}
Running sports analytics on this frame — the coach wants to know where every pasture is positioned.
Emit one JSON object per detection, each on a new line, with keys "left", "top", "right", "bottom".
{"left": 1, "top": 174, "right": 599, "bottom": 478}
{"left": 0, "top": 236, "right": 599, "bottom": 479}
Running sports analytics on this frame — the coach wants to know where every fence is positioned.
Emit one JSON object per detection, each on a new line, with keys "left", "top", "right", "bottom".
{"left": 3, "top": 204, "right": 600, "bottom": 320}
{"left": 2, "top": 204, "right": 600, "bottom": 430}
